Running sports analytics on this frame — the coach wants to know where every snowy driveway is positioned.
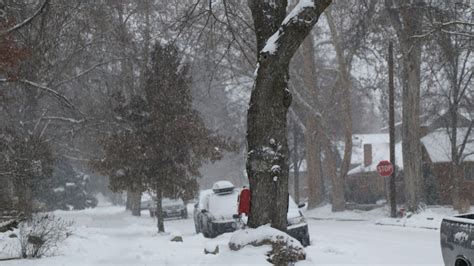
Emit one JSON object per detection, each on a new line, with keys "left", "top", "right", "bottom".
{"left": 2, "top": 206, "right": 444, "bottom": 265}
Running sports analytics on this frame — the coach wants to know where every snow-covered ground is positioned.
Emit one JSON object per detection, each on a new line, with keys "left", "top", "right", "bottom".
{"left": 1, "top": 202, "right": 461, "bottom": 265}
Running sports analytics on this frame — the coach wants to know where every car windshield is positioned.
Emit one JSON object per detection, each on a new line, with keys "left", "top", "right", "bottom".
{"left": 162, "top": 198, "right": 183, "bottom": 207}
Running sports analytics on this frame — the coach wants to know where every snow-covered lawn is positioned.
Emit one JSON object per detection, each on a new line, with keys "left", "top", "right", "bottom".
{"left": 1, "top": 203, "right": 454, "bottom": 265}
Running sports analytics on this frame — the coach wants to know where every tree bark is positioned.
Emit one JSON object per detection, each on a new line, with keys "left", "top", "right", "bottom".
{"left": 300, "top": 33, "right": 325, "bottom": 209}
{"left": 156, "top": 186, "right": 165, "bottom": 233}
{"left": 292, "top": 123, "right": 301, "bottom": 204}
{"left": 386, "top": 0, "right": 424, "bottom": 211}
{"left": 126, "top": 189, "right": 132, "bottom": 210}
{"left": 129, "top": 191, "right": 141, "bottom": 216}
{"left": 388, "top": 42, "right": 397, "bottom": 218}
{"left": 306, "top": 116, "right": 324, "bottom": 208}
{"left": 246, "top": 0, "right": 332, "bottom": 231}
{"left": 325, "top": 10, "right": 352, "bottom": 212}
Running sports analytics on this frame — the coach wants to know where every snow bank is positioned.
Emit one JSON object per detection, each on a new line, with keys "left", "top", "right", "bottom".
{"left": 306, "top": 204, "right": 471, "bottom": 230}
{"left": 229, "top": 225, "right": 301, "bottom": 250}
{"left": 229, "top": 225, "right": 306, "bottom": 264}
{"left": 376, "top": 207, "right": 472, "bottom": 229}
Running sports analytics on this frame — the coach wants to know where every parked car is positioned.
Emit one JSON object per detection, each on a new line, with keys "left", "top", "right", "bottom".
{"left": 441, "top": 213, "right": 474, "bottom": 266}
{"left": 142, "top": 194, "right": 187, "bottom": 219}
{"left": 193, "top": 181, "right": 310, "bottom": 246}
{"left": 140, "top": 193, "right": 154, "bottom": 210}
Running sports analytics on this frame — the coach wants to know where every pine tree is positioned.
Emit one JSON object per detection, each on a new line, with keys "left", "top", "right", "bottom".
{"left": 143, "top": 43, "right": 234, "bottom": 232}
{"left": 94, "top": 43, "right": 234, "bottom": 231}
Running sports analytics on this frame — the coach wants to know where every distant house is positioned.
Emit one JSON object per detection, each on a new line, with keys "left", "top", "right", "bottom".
{"left": 289, "top": 134, "right": 400, "bottom": 204}
{"left": 346, "top": 134, "right": 404, "bottom": 204}
{"left": 347, "top": 127, "right": 473, "bottom": 205}
{"left": 421, "top": 128, "right": 474, "bottom": 204}
{"left": 291, "top": 114, "right": 473, "bottom": 206}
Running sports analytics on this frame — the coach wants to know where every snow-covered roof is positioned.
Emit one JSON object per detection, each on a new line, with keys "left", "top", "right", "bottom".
{"left": 421, "top": 128, "right": 474, "bottom": 163}
{"left": 348, "top": 142, "right": 403, "bottom": 175}
{"left": 351, "top": 134, "right": 390, "bottom": 165}
{"left": 423, "top": 108, "right": 473, "bottom": 128}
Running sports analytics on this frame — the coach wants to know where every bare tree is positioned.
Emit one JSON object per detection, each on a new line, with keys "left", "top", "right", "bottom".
{"left": 424, "top": 2, "right": 473, "bottom": 211}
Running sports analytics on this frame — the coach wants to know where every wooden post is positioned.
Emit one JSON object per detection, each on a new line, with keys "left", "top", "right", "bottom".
{"left": 388, "top": 42, "right": 397, "bottom": 218}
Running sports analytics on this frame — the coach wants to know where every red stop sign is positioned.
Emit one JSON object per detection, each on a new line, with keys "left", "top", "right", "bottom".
{"left": 377, "top": 160, "right": 393, "bottom": 177}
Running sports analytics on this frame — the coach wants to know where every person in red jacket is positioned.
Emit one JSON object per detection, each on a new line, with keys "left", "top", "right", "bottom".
{"left": 238, "top": 186, "right": 251, "bottom": 216}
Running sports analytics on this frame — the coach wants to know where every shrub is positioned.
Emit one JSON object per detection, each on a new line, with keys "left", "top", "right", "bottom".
{"left": 10, "top": 214, "right": 73, "bottom": 258}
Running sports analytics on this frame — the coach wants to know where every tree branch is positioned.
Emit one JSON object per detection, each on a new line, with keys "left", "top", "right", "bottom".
{"left": 0, "top": 0, "right": 49, "bottom": 36}
{"left": 0, "top": 78, "right": 75, "bottom": 112}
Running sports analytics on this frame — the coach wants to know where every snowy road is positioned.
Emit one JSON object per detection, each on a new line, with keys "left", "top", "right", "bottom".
{"left": 305, "top": 219, "right": 443, "bottom": 265}
{"left": 2, "top": 206, "right": 444, "bottom": 265}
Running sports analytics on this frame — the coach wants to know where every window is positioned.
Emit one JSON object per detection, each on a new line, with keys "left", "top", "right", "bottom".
{"left": 464, "top": 164, "right": 474, "bottom": 181}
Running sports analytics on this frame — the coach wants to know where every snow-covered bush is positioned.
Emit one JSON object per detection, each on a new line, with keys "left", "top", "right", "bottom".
{"left": 45, "top": 158, "right": 98, "bottom": 211}
{"left": 10, "top": 214, "right": 73, "bottom": 258}
{"left": 229, "top": 225, "right": 306, "bottom": 264}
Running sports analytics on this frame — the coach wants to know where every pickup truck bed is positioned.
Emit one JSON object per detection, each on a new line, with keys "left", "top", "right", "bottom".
{"left": 441, "top": 213, "right": 474, "bottom": 266}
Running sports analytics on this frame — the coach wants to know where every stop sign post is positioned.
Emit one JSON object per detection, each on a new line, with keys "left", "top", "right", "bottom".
{"left": 377, "top": 160, "right": 393, "bottom": 177}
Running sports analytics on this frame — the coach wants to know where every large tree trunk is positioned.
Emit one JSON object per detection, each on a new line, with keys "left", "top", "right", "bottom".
{"left": 325, "top": 10, "right": 353, "bottom": 212}
{"left": 401, "top": 17, "right": 423, "bottom": 212}
{"left": 246, "top": 60, "right": 291, "bottom": 231}
{"left": 300, "top": 33, "right": 325, "bottom": 209}
{"left": 246, "top": 0, "right": 332, "bottom": 231}
{"left": 292, "top": 123, "right": 301, "bottom": 204}
{"left": 306, "top": 116, "right": 325, "bottom": 208}
{"left": 386, "top": 0, "right": 424, "bottom": 211}
{"left": 320, "top": 135, "right": 346, "bottom": 211}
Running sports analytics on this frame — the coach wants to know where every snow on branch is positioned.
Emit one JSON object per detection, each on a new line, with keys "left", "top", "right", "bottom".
{"left": 260, "top": 0, "right": 331, "bottom": 62}
{"left": 410, "top": 20, "right": 474, "bottom": 39}
{"left": 0, "top": 0, "right": 49, "bottom": 36}
{"left": 262, "top": 0, "right": 316, "bottom": 54}
{"left": 51, "top": 59, "right": 121, "bottom": 90}
{"left": 0, "top": 78, "right": 76, "bottom": 112}
{"left": 42, "top": 116, "right": 85, "bottom": 124}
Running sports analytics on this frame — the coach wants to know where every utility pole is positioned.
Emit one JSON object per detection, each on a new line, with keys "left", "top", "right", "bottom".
{"left": 388, "top": 42, "right": 397, "bottom": 218}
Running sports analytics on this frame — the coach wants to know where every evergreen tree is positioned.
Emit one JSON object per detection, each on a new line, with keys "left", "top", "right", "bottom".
{"left": 144, "top": 43, "right": 234, "bottom": 232}
{"left": 95, "top": 43, "right": 235, "bottom": 231}
{"left": 46, "top": 158, "right": 98, "bottom": 210}
{"left": 0, "top": 128, "right": 53, "bottom": 215}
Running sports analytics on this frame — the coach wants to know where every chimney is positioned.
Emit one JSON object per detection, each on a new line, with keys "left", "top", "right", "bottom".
{"left": 364, "top": 144, "right": 372, "bottom": 167}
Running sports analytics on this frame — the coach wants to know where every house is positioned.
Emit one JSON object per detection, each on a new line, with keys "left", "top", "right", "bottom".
{"left": 421, "top": 128, "right": 474, "bottom": 204}
{"left": 345, "top": 134, "right": 404, "bottom": 204}
{"left": 289, "top": 134, "right": 399, "bottom": 203}
{"left": 291, "top": 121, "right": 473, "bottom": 206}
